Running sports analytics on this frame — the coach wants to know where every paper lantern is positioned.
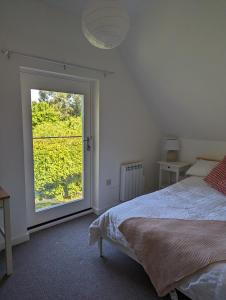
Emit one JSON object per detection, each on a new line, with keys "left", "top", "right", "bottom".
{"left": 82, "top": 0, "right": 130, "bottom": 49}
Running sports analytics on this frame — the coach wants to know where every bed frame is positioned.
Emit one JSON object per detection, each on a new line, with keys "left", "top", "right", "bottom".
{"left": 98, "top": 236, "right": 179, "bottom": 300}
{"left": 196, "top": 156, "right": 221, "bottom": 162}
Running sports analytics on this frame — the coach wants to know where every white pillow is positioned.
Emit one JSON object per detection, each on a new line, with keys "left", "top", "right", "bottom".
{"left": 186, "top": 159, "right": 219, "bottom": 177}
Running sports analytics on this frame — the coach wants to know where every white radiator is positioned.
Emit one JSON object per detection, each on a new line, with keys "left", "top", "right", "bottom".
{"left": 120, "top": 161, "right": 145, "bottom": 202}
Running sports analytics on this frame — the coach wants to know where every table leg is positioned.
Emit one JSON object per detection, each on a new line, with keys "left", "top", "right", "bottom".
{"left": 98, "top": 237, "right": 103, "bottom": 258}
{"left": 3, "top": 200, "right": 13, "bottom": 275}
{"left": 159, "top": 169, "right": 162, "bottom": 189}
{"left": 176, "top": 170, "right": 179, "bottom": 183}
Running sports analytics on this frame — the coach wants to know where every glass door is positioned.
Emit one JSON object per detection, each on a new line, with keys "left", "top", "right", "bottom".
{"left": 21, "top": 70, "right": 92, "bottom": 227}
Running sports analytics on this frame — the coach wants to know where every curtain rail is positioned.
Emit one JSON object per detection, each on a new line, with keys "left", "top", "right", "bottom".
{"left": 1, "top": 48, "right": 114, "bottom": 77}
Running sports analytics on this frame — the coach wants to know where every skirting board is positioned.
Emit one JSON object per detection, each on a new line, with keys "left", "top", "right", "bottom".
{"left": 0, "top": 232, "right": 30, "bottom": 251}
{"left": 93, "top": 207, "right": 112, "bottom": 216}
{"left": 93, "top": 207, "right": 105, "bottom": 216}
{"left": 29, "top": 208, "right": 94, "bottom": 233}
{"left": 0, "top": 209, "right": 93, "bottom": 250}
{"left": 93, "top": 202, "right": 121, "bottom": 216}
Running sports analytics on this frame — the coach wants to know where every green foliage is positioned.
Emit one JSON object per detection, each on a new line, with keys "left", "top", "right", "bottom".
{"left": 38, "top": 91, "right": 82, "bottom": 118}
{"left": 32, "top": 90, "right": 83, "bottom": 209}
{"left": 32, "top": 102, "right": 60, "bottom": 129}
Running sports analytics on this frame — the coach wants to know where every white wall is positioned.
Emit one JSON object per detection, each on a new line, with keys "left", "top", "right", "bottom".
{"left": 179, "top": 138, "right": 226, "bottom": 163}
{"left": 0, "top": 0, "right": 161, "bottom": 244}
{"left": 120, "top": 0, "right": 226, "bottom": 141}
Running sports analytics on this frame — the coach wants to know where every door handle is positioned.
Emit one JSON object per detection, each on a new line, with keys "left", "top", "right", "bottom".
{"left": 83, "top": 137, "right": 91, "bottom": 151}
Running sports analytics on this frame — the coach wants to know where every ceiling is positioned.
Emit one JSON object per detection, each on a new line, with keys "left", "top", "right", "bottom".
{"left": 120, "top": 0, "right": 226, "bottom": 141}
{"left": 41, "top": 0, "right": 149, "bottom": 18}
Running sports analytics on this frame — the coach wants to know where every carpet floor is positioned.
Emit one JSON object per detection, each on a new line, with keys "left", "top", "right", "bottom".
{"left": 0, "top": 214, "right": 189, "bottom": 300}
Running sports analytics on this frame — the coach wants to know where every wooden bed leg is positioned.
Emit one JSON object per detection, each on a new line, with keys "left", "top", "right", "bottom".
{"left": 169, "top": 290, "right": 178, "bottom": 300}
{"left": 98, "top": 237, "right": 103, "bottom": 258}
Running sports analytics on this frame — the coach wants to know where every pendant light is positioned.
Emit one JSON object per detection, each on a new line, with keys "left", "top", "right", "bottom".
{"left": 82, "top": 0, "right": 130, "bottom": 49}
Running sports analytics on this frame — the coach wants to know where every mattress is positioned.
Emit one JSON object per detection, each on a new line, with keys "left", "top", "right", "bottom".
{"left": 89, "top": 176, "right": 226, "bottom": 300}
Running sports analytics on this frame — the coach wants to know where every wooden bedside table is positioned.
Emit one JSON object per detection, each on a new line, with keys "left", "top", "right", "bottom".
{"left": 158, "top": 161, "right": 191, "bottom": 189}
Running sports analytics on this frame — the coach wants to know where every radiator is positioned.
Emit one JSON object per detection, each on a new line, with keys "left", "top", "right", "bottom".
{"left": 120, "top": 162, "right": 145, "bottom": 202}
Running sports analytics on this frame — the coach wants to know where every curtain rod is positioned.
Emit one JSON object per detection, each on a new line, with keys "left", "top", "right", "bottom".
{"left": 1, "top": 48, "right": 114, "bottom": 77}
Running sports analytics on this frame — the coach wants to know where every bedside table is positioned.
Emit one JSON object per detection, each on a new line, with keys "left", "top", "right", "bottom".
{"left": 158, "top": 161, "right": 191, "bottom": 189}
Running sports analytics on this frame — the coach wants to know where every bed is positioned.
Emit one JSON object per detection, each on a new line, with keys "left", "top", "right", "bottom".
{"left": 89, "top": 176, "right": 226, "bottom": 300}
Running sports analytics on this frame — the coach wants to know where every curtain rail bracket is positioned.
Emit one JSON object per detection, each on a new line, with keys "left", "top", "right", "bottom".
{"left": 1, "top": 49, "right": 11, "bottom": 59}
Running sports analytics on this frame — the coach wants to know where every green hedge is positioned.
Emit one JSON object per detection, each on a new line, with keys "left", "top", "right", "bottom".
{"left": 32, "top": 91, "right": 83, "bottom": 208}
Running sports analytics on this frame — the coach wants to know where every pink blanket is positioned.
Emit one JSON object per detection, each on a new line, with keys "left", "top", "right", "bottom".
{"left": 119, "top": 217, "right": 226, "bottom": 296}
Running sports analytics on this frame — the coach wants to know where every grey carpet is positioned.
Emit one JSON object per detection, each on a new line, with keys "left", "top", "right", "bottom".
{"left": 0, "top": 214, "right": 189, "bottom": 300}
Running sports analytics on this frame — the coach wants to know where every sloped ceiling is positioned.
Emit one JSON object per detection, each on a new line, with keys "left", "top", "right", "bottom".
{"left": 120, "top": 0, "right": 226, "bottom": 141}
{"left": 41, "top": 0, "right": 149, "bottom": 18}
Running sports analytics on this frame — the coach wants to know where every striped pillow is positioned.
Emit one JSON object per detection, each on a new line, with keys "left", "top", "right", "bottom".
{"left": 204, "top": 156, "right": 226, "bottom": 195}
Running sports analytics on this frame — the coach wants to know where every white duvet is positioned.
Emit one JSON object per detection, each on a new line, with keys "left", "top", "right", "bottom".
{"left": 89, "top": 176, "right": 226, "bottom": 300}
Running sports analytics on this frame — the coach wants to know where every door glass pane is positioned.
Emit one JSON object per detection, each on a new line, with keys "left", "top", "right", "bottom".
{"left": 31, "top": 89, "right": 84, "bottom": 211}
